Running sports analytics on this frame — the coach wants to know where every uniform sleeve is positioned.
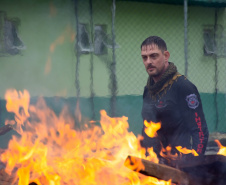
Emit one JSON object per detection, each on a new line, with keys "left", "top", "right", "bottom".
{"left": 178, "top": 78, "right": 209, "bottom": 155}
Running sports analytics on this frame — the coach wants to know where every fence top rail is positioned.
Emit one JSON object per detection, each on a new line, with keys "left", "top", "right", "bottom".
{"left": 116, "top": 0, "right": 226, "bottom": 8}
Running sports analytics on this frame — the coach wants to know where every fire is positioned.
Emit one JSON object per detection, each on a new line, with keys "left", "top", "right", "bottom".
{"left": 1, "top": 89, "right": 172, "bottom": 185}
{"left": 215, "top": 139, "right": 226, "bottom": 156}
{"left": 144, "top": 120, "right": 161, "bottom": 138}
{"left": 160, "top": 146, "right": 178, "bottom": 160}
{"left": 175, "top": 146, "right": 199, "bottom": 156}
{"left": 143, "top": 120, "right": 200, "bottom": 158}
{"left": 4, "top": 89, "right": 30, "bottom": 134}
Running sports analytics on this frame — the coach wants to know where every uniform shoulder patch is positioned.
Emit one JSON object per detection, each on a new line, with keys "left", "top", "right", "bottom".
{"left": 186, "top": 94, "right": 199, "bottom": 109}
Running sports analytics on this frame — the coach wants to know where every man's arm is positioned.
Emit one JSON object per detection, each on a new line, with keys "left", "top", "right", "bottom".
{"left": 179, "top": 77, "right": 209, "bottom": 155}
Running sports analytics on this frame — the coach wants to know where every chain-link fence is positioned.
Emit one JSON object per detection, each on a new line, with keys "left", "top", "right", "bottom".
{"left": 74, "top": 0, "right": 226, "bottom": 134}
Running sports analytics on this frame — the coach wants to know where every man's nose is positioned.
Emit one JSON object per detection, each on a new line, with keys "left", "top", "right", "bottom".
{"left": 146, "top": 56, "right": 152, "bottom": 64}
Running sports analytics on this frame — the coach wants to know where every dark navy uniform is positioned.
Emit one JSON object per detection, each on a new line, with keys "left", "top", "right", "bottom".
{"left": 141, "top": 75, "right": 209, "bottom": 156}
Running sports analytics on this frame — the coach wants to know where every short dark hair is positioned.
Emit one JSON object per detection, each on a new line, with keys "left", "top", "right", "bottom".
{"left": 141, "top": 36, "right": 167, "bottom": 52}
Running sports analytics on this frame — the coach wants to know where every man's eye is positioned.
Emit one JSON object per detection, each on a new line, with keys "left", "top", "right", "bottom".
{"left": 142, "top": 56, "right": 147, "bottom": 60}
{"left": 151, "top": 54, "right": 158, "bottom": 59}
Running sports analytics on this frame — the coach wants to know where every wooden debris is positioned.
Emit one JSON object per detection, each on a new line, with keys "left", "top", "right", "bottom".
{"left": 0, "top": 125, "right": 13, "bottom": 135}
{"left": 124, "top": 155, "right": 226, "bottom": 185}
{"left": 124, "top": 155, "right": 190, "bottom": 185}
{"left": 0, "top": 169, "right": 17, "bottom": 185}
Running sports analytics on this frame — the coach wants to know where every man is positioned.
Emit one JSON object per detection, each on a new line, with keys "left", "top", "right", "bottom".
{"left": 140, "top": 36, "right": 209, "bottom": 158}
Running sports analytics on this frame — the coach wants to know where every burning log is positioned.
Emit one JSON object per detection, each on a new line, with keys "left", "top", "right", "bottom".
{"left": 124, "top": 155, "right": 190, "bottom": 185}
{"left": 124, "top": 155, "right": 226, "bottom": 185}
{"left": 0, "top": 125, "right": 12, "bottom": 136}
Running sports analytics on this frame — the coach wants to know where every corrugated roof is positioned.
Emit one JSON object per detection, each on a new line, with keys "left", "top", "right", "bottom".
{"left": 117, "top": 0, "right": 226, "bottom": 7}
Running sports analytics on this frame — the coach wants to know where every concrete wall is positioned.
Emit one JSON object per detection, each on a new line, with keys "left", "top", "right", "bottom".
{"left": 0, "top": 0, "right": 76, "bottom": 98}
{"left": 0, "top": 1, "right": 225, "bottom": 97}
{"left": 0, "top": 0, "right": 226, "bottom": 139}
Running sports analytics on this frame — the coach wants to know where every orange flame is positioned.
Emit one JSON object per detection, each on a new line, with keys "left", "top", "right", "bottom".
{"left": 160, "top": 146, "right": 178, "bottom": 160}
{"left": 124, "top": 156, "right": 145, "bottom": 173}
{"left": 144, "top": 120, "right": 161, "bottom": 138}
{"left": 4, "top": 89, "right": 30, "bottom": 134}
{"left": 175, "top": 146, "right": 199, "bottom": 156}
{"left": 215, "top": 139, "right": 226, "bottom": 156}
{"left": 1, "top": 89, "right": 172, "bottom": 185}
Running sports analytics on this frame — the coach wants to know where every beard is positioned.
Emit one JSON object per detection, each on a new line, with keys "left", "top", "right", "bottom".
{"left": 147, "top": 68, "right": 160, "bottom": 77}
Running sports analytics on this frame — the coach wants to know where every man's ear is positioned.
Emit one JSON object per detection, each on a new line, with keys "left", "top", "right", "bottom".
{"left": 164, "top": 51, "right": 170, "bottom": 61}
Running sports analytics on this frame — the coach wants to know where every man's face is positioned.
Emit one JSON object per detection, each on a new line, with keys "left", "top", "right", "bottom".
{"left": 141, "top": 44, "right": 169, "bottom": 79}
